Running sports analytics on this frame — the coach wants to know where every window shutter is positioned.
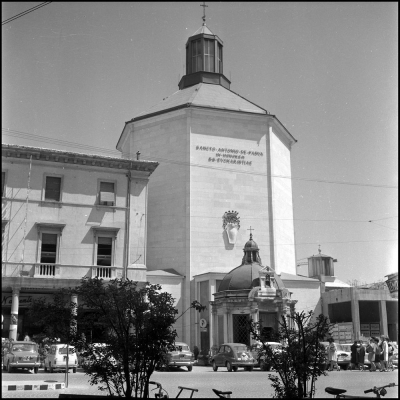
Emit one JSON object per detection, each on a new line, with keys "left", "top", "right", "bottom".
{"left": 99, "top": 182, "right": 115, "bottom": 204}
{"left": 45, "top": 177, "right": 61, "bottom": 201}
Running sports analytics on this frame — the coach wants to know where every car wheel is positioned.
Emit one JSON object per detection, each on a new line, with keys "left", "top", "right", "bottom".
{"left": 226, "top": 361, "right": 232, "bottom": 372}
{"left": 212, "top": 361, "right": 218, "bottom": 371}
{"left": 187, "top": 366, "right": 192, "bottom": 372}
{"left": 7, "top": 362, "right": 13, "bottom": 373}
{"left": 73, "top": 367, "right": 77, "bottom": 373}
{"left": 34, "top": 367, "right": 39, "bottom": 374}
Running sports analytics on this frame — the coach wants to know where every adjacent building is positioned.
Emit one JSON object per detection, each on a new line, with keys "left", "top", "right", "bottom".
{"left": 2, "top": 144, "right": 158, "bottom": 340}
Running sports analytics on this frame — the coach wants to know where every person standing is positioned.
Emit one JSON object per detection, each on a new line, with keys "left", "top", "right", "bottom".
{"left": 326, "top": 338, "right": 338, "bottom": 371}
{"left": 23, "top": 332, "right": 31, "bottom": 341}
{"left": 350, "top": 340, "right": 358, "bottom": 370}
{"left": 367, "top": 338, "right": 378, "bottom": 372}
{"left": 358, "top": 341, "right": 366, "bottom": 371}
{"left": 379, "top": 335, "right": 388, "bottom": 372}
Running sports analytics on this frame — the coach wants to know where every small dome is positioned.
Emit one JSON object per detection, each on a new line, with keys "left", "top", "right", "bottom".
{"left": 218, "top": 263, "right": 262, "bottom": 291}
{"left": 244, "top": 238, "right": 259, "bottom": 250}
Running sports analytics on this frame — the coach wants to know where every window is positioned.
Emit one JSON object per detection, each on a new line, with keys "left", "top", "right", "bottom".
{"left": 97, "top": 237, "right": 112, "bottom": 266}
{"left": 35, "top": 223, "right": 65, "bottom": 277}
{"left": 99, "top": 181, "right": 115, "bottom": 206}
{"left": 217, "top": 43, "right": 223, "bottom": 74}
{"left": 45, "top": 176, "right": 62, "bottom": 202}
{"left": 92, "top": 227, "right": 119, "bottom": 279}
{"left": 204, "top": 39, "right": 215, "bottom": 72}
{"left": 191, "top": 39, "right": 203, "bottom": 73}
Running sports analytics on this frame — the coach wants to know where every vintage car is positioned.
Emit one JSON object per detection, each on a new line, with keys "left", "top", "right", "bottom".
{"left": 211, "top": 343, "right": 256, "bottom": 372}
{"left": 250, "top": 341, "right": 284, "bottom": 371}
{"left": 164, "top": 342, "right": 194, "bottom": 371}
{"left": 3, "top": 341, "right": 41, "bottom": 373}
{"left": 44, "top": 343, "right": 78, "bottom": 373}
{"left": 336, "top": 343, "right": 352, "bottom": 370}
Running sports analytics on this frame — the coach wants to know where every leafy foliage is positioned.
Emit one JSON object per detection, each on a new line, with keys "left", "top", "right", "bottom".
{"left": 250, "top": 311, "right": 332, "bottom": 398}
{"left": 27, "top": 278, "right": 205, "bottom": 398}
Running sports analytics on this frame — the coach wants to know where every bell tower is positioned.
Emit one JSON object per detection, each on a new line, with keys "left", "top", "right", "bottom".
{"left": 178, "top": 4, "right": 231, "bottom": 90}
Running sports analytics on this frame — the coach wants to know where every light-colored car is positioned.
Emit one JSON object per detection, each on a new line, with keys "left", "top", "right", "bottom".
{"left": 211, "top": 343, "right": 256, "bottom": 372}
{"left": 3, "top": 341, "right": 40, "bottom": 373}
{"left": 165, "top": 342, "right": 195, "bottom": 371}
{"left": 336, "top": 343, "right": 352, "bottom": 370}
{"left": 44, "top": 343, "right": 78, "bottom": 373}
{"left": 250, "top": 341, "right": 283, "bottom": 371}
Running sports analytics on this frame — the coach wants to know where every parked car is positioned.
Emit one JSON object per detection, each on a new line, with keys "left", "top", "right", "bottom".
{"left": 44, "top": 343, "right": 78, "bottom": 373}
{"left": 164, "top": 342, "right": 194, "bottom": 371}
{"left": 250, "top": 341, "right": 284, "bottom": 371}
{"left": 336, "top": 343, "right": 352, "bottom": 370}
{"left": 210, "top": 343, "right": 256, "bottom": 372}
{"left": 3, "top": 341, "right": 40, "bottom": 373}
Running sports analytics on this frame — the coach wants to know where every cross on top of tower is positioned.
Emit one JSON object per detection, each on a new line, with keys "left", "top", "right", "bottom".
{"left": 247, "top": 226, "right": 254, "bottom": 240}
{"left": 200, "top": 2, "right": 208, "bottom": 25}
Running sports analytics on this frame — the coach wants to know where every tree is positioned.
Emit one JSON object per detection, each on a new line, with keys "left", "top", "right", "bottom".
{"left": 250, "top": 311, "right": 332, "bottom": 398}
{"left": 27, "top": 277, "right": 205, "bottom": 398}
{"left": 27, "top": 290, "right": 81, "bottom": 388}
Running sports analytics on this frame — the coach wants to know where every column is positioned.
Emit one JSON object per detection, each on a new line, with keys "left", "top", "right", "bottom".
{"left": 210, "top": 309, "right": 217, "bottom": 349}
{"left": 227, "top": 311, "right": 233, "bottom": 343}
{"left": 250, "top": 308, "right": 258, "bottom": 345}
{"left": 350, "top": 288, "right": 360, "bottom": 340}
{"left": 379, "top": 300, "right": 388, "bottom": 337}
{"left": 223, "top": 310, "right": 229, "bottom": 343}
{"left": 9, "top": 287, "right": 20, "bottom": 340}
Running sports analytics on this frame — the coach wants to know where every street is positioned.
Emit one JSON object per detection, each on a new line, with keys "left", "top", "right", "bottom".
{"left": 2, "top": 366, "right": 398, "bottom": 398}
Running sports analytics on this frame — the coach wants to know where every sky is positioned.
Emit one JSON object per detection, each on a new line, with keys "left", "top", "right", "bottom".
{"left": 2, "top": 2, "right": 398, "bottom": 285}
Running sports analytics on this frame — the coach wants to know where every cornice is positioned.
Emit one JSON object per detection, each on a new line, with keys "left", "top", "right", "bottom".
{"left": 2, "top": 144, "right": 158, "bottom": 174}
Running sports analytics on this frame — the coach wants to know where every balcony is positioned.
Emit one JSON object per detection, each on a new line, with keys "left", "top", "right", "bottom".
{"left": 2, "top": 262, "right": 147, "bottom": 286}
{"left": 2, "top": 262, "right": 122, "bottom": 280}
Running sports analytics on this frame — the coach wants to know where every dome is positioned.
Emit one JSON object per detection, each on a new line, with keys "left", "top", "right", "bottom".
{"left": 244, "top": 234, "right": 259, "bottom": 250}
{"left": 218, "top": 263, "right": 262, "bottom": 291}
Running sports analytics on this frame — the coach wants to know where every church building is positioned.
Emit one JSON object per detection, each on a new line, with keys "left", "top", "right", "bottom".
{"left": 116, "top": 16, "right": 313, "bottom": 350}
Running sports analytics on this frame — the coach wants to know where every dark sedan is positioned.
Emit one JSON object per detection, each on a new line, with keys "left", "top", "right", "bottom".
{"left": 211, "top": 343, "right": 256, "bottom": 372}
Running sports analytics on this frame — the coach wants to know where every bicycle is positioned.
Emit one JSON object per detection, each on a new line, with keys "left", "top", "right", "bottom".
{"left": 149, "top": 381, "right": 198, "bottom": 398}
{"left": 212, "top": 388, "right": 232, "bottom": 398}
{"left": 325, "top": 383, "right": 397, "bottom": 398}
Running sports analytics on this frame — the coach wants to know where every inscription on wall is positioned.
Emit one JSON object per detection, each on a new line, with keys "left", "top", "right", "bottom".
{"left": 195, "top": 146, "right": 264, "bottom": 166}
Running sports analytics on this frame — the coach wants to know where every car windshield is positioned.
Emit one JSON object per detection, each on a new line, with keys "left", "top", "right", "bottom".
{"left": 336, "top": 344, "right": 350, "bottom": 352}
{"left": 59, "top": 347, "right": 75, "bottom": 354}
{"left": 175, "top": 345, "right": 189, "bottom": 351}
{"left": 12, "top": 344, "right": 36, "bottom": 352}
{"left": 233, "top": 346, "right": 248, "bottom": 353}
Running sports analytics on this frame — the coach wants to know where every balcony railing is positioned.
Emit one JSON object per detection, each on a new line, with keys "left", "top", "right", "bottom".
{"left": 36, "top": 263, "right": 56, "bottom": 276}
{"left": 2, "top": 262, "right": 146, "bottom": 281}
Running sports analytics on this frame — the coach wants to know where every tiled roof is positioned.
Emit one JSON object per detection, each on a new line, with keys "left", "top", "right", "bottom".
{"left": 133, "top": 83, "right": 267, "bottom": 121}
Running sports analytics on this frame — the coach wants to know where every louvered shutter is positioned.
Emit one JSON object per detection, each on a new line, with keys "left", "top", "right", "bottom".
{"left": 99, "top": 182, "right": 115, "bottom": 204}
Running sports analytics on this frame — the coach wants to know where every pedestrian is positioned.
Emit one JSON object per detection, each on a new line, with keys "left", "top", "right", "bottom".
{"left": 387, "top": 339, "right": 394, "bottom": 371}
{"left": 379, "top": 335, "right": 389, "bottom": 372}
{"left": 367, "top": 337, "right": 378, "bottom": 371}
{"left": 193, "top": 345, "right": 199, "bottom": 361}
{"left": 23, "top": 332, "right": 31, "bottom": 341}
{"left": 326, "top": 338, "right": 338, "bottom": 371}
{"left": 357, "top": 340, "right": 366, "bottom": 371}
{"left": 374, "top": 337, "right": 382, "bottom": 370}
{"left": 350, "top": 340, "right": 358, "bottom": 370}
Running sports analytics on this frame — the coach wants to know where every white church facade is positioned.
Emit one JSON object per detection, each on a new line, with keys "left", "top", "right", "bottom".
{"left": 116, "top": 22, "right": 318, "bottom": 350}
